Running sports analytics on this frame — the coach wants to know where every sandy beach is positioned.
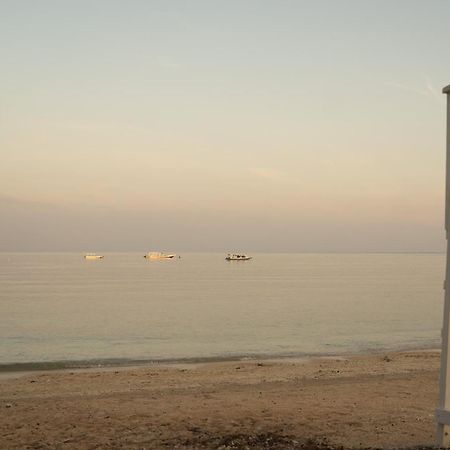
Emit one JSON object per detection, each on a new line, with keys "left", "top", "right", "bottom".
{"left": 0, "top": 350, "right": 441, "bottom": 449}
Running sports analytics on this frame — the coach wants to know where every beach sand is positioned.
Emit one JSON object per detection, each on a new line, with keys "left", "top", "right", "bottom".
{"left": 0, "top": 351, "right": 441, "bottom": 449}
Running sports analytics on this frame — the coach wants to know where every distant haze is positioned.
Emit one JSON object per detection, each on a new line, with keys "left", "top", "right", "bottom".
{"left": 1, "top": 1, "right": 448, "bottom": 252}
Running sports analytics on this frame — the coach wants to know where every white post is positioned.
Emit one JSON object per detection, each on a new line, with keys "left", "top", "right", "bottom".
{"left": 437, "top": 84, "right": 450, "bottom": 447}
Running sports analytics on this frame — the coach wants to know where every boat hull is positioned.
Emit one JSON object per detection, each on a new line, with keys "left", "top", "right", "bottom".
{"left": 144, "top": 253, "right": 176, "bottom": 260}
{"left": 84, "top": 255, "right": 104, "bottom": 260}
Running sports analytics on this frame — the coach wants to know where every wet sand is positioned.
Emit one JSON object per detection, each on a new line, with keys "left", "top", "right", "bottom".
{"left": 0, "top": 351, "right": 441, "bottom": 449}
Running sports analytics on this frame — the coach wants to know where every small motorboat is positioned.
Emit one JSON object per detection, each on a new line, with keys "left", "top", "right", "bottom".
{"left": 84, "top": 253, "right": 104, "bottom": 260}
{"left": 144, "top": 252, "right": 176, "bottom": 260}
{"left": 225, "top": 253, "right": 252, "bottom": 261}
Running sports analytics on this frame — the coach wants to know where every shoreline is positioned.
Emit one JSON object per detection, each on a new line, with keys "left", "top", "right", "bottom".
{"left": 0, "top": 348, "right": 441, "bottom": 448}
{"left": 0, "top": 342, "right": 441, "bottom": 374}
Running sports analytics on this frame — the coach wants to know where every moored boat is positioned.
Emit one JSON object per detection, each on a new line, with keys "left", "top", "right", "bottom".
{"left": 84, "top": 253, "right": 104, "bottom": 260}
{"left": 225, "top": 253, "right": 252, "bottom": 261}
{"left": 144, "top": 252, "right": 176, "bottom": 260}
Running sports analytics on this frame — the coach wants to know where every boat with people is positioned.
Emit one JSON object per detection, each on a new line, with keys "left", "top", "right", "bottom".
{"left": 144, "top": 252, "right": 176, "bottom": 260}
{"left": 84, "top": 253, "right": 104, "bottom": 260}
{"left": 225, "top": 253, "right": 252, "bottom": 261}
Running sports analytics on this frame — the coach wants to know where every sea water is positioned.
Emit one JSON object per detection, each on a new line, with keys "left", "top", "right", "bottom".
{"left": 0, "top": 253, "right": 444, "bottom": 368}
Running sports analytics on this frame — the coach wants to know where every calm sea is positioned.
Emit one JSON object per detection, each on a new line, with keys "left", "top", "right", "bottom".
{"left": 0, "top": 253, "right": 445, "bottom": 369}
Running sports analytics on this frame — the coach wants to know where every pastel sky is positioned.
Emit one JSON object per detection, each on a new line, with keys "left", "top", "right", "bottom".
{"left": 1, "top": 0, "right": 449, "bottom": 252}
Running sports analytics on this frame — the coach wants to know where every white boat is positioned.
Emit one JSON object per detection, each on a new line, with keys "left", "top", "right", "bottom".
{"left": 144, "top": 252, "right": 176, "bottom": 260}
{"left": 84, "top": 253, "right": 104, "bottom": 260}
{"left": 225, "top": 253, "right": 252, "bottom": 261}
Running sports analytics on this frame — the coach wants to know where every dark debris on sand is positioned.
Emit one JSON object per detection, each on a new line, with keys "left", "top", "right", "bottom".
{"left": 174, "top": 431, "right": 441, "bottom": 450}
{"left": 180, "top": 432, "right": 328, "bottom": 449}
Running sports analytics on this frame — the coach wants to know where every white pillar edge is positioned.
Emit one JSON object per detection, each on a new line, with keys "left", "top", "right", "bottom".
{"left": 437, "top": 84, "right": 450, "bottom": 447}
